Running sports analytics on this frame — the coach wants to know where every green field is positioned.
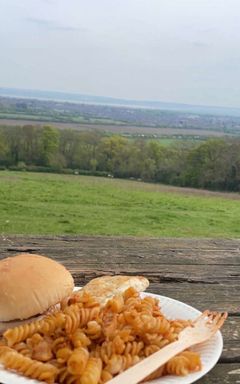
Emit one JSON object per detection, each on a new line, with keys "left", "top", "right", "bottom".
{"left": 0, "top": 171, "right": 240, "bottom": 237}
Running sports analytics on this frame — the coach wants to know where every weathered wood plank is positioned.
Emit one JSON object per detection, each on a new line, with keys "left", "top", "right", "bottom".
{"left": 148, "top": 283, "right": 239, "bottom": 314}
{"left": 221, "top": 316, "right": 240, "bottom": 361}
{"left": 63, "top": 263, "right": 239, "bottom": 282}
{"left": 2, "top": 235, "right": 239, "bottom": 250}
{"left": 1, "top": 235, "right": 240, "bottom": 265}
{"left": 197, "top": 364, "right": 240, "bottom": 384}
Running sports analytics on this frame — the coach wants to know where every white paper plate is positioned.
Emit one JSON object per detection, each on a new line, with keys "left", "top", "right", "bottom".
{"left": 141, "top": 292, "right": 223, "bottom": 384}
{"left": 0, "top": 289, "right": 223, "bottom": 384}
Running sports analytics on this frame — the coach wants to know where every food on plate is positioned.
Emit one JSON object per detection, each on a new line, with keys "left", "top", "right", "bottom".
{"left": 0, "top": 270, "right": 227, "bottom": 384}
{"left": 0, "top": 253, "right": 74, "bottom": 334}
{"left": 0, "top": 347, "right": 58, "bottom": 382}
{"left": 69, "top": 275, "right": 149, "bottom": 307}
{"left": 0, "top": 284, "right": 210, "bottom": 384}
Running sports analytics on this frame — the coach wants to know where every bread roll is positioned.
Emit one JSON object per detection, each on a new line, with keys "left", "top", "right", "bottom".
{"left": 0, "top": 254, "right": 74, "bottom": 322}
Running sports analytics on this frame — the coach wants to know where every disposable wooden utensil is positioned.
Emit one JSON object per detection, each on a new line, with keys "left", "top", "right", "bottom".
{"left": 107, "top": 310, "right": 227, "bottom": 384}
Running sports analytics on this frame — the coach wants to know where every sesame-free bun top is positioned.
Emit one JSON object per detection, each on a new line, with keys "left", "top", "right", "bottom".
{"left": 0, "top": 254, "right": 74, "bottom": 321}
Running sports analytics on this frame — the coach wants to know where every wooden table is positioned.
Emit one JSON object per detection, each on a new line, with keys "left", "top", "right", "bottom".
{"left": 0, "top": 235, "right": 239, "bottom": 383}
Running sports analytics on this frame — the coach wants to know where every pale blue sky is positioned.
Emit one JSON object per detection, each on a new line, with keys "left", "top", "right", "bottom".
{"left": 0, "top": 0, "right": 240, "bottom": 107}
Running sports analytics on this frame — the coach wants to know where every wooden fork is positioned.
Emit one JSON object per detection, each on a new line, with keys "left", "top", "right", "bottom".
{"left": 107, "top": 310, "right": 227, "bottom": 384}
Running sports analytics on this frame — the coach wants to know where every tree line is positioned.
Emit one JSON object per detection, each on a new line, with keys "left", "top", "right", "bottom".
{"left": 0, "top": 125, "right": 240, "bottom": 192}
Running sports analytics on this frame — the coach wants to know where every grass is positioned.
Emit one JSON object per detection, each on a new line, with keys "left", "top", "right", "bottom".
{"left": 0, "top": 171, "right": 240, "bottom": 237}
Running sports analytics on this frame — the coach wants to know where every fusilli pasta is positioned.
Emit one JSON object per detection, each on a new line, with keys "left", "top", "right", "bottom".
{"left": 0, "top": 347, "right": 58, "bottom": 383}
{"left": 0, "top": 287, "right": 203, "bottom": 383}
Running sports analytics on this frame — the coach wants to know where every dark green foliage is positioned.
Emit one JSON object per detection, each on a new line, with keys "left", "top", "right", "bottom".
{"left": 0, "top": 125, "right": 240, "bottom": 191}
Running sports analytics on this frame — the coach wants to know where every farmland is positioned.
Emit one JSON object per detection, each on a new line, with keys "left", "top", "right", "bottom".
{"left": 1, "top": 95, "right": 240, "bottom": 138}
{"left": 0, "top": 171, "right": 240, "bottom": 237}
{"left": 0, "top": 118, "right": 224, "bottom": 139}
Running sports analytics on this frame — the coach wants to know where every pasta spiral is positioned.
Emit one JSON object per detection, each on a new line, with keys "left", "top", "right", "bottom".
{"left": 56, "top": 347, "right": 72, "bottom": 364}
{"left": 166, "top": 350, "right": 202, "bottom": 376}
{"left": 4, "top": 312, "right": 65, "bottom": 347}
{"left": 139, "top": 314, "right": 171, "bottom": 334}
{"left": 13, "top": 342, "right": 32, "bottom": 358}
{"left": 57, "top": 367, "right": 77, "bottom": 384}
{"left": 67, "top": 347, "right": 89, "bottom": 375}
{"left": 64, "top": 304, "right": 100, "bottom": 334}
{"left": 104, "top": 354, "right": 140, "bottom": 375}
{"left": 124, "top": 341, "right": 144, "bottom": 356}
{"left": 166, "top": 354, "right": 191, "bottom": 375}
{"left": 52, "top": 336, "right": 69, "bottom": 354}
{"left": 0, "top": 348, "right": 58, "bottom": 383}
{"left": 179, "top": 351, "right": 202, "bottom": 372}
{"left": 100, "top": 369, "right": 113, "bottom": 383}
{"left": 143, "top": 350, "right": 201, "bottom": 381}
{"left": 32, "top": 339, "right": 53, "bottom": 362}
{"left": 4, "top": 322, "right": 41, "bottom": 347}
{"left": 70, "top": 329, "right": 91, "bottom": 348}
{"left": 91, "top": 338, "right": 125, "bottom": 364}
{"left": 85, "top": 320, "right": 102, "bottom": 340}
{"left": 40, "top": 312, "right": 66, "bottom": 335}
{"left": 0, "top": 337, "right": 6, "bottom": 347}
{"left": 106, "top": 295, "right": 124, "bottom": 313}
{"left": 78, "top": 357, "right": 102, "bottom": 384}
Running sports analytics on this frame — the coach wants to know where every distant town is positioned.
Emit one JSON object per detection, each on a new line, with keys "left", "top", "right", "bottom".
{"left": 1, "top": 92, "right": 240, "bottom": 138}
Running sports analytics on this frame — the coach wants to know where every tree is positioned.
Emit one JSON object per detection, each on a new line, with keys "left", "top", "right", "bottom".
{"left": 0, "top": 132, "right": 9, "bottom": 165}
{"left": 183, "top": 139, "right": 228, "bottom": 189}
{"left": 21, "top": 125, "right": 42, "bottom": 165}
{"left": 97, "top": 136, "right": 129, "bottom": 176}
{"left": 59, "top": 129, "right": 81, "bottom": 168}
{"left": 40, "top": 126, "right": 60, "bottom": 166}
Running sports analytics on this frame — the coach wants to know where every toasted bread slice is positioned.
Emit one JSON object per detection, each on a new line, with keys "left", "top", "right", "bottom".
{"left": 77, "top": 275, "right": 149, "bottom": 306}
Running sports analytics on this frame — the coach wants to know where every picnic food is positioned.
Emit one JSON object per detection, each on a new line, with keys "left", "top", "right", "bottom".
{"left": 0, "top": 348, "right": 58, "bottom": 382}
{"left": 0, "top": 284, "right": 211, "bottom": 384}
{"left": 0, "top": 254, "right": 74, "bottom": 334}
{"left": 69, "top": 275, "right": 149, "bottom": 307}
{"left": 0, "top": 272, "right": 227, "bottom": 383}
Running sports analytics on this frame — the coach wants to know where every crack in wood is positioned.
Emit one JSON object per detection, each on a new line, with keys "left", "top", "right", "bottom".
{"left": 220, "top": 356, "right": 240, "bottom": 364}
{"left": 71, "top": 271, "right": 220, "bottom": 285}
{"left": 155, "top": 276, "right": 219, "bottom": 284}
{"left": 228, "top": 312, "right": 240, "bottom": 317}
{"left": 6, "top": 247, "right": 40, "bottom": 252}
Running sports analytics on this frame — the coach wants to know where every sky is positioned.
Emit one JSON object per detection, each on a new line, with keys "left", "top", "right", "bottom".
{"left": 0, "top": 0, "right": 240, "bottom": 108}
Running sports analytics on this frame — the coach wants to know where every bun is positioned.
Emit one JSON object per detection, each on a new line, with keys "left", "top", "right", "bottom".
{"left": 0, "top": 254, "right": 74, "bottom": 321}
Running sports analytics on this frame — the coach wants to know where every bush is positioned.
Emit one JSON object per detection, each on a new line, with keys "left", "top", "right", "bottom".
{"left": 8, "top": 166, "right": 22, "bottom": 171}
{"left": 7, "top": 166, "right": 109, "bottom": 178}
{"left": 77, "top": 169, "right": 109, "bottom": 177}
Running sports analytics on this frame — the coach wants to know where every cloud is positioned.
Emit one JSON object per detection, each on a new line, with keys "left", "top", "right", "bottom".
{"left": 192, "top": 41, "right": 210, "bottom": 48}
{"left": 39, "top": 0, "right": 56, "bottom": 4}
{"left": 26, "top": 17, "right": 82, "bottom": 32}
{"left": 199, "top": 27, "right": 216, "bottom": 33}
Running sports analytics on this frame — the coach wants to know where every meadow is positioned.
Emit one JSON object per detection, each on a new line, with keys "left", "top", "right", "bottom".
{"left": 0, "top": 171, "right": 240, "bottom": 237}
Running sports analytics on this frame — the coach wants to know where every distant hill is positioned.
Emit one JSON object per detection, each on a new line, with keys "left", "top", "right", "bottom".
{"left": 1, "top": 87, "right": 240, "bottom": 117}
